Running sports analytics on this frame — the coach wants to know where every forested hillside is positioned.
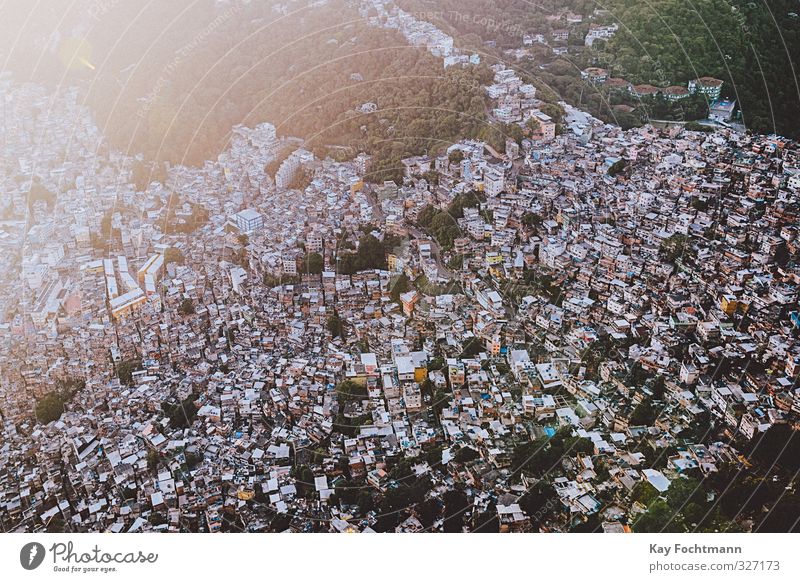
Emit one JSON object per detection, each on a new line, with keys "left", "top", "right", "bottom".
{"left": 4, "top": 0, "right": 795, "bottom": 171}
{"left": 597, "top": 0, "right": 800, "bottom": 137}
{"left": 0, "top": 0, "right": 505, "bottom": 181}
{"left": 397, "top": 0, "right": 800, "bottom": 138}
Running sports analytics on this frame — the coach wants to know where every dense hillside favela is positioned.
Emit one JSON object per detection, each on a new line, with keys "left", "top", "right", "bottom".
{"left": 1, "top": 0, "right": 800, "bottom": 534}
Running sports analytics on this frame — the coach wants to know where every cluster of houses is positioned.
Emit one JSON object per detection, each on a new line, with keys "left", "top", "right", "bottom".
{"left": 581, "top": 70, "right": 736, "bottom": 123}
{"left": 360, "top": 0, "right": 480, "bottom": 68}
{"left": 510, "top": 8, "right": 619, "bottom": 58}
{"left": 2, "top": 5, "right": 800, "bottom": 534}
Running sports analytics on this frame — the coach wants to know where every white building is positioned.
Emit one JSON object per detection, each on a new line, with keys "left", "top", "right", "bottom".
{"left": 275, "top": 149, "right": 315, "bottom": 190}
{"left": 281, "top": 253, "right": 298, "bottom": 276}
{"left": 235, "top": 208, "right": 264, "bottom": 234}
{"left": 688, "top": 77, "right": 724, "bottom": 101}
{"left": 484, "top": 167, "right": 505, "bottom": 196}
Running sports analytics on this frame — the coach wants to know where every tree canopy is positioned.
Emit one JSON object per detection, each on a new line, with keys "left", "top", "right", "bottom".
{"left": 34, "top": 377, "right": 84, "bottom": 424}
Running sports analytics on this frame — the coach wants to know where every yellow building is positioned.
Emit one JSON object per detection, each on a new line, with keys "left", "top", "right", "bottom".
{"left": 237, "top": 488, "right": 255, "bottom": 501}
{"left": 110, "top": 289, "right": 147, "bottom": 320}
{"left": 720, "top": 294, "right": 738, "bottom": 315}
{"left": 350, "top": 179, "right": 364, "bottom": 194}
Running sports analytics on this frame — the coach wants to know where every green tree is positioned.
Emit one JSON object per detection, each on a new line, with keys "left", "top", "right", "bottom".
{"left": 416, "top": 498, "right": 440, "bottom": 528}
{"left": 757, "top": 495, "right": 800, "bottom": 533}
{"left": 27, "top": 180, "right": 56, "bottom": 210}
{"left": 454, "top": 446, "right": 479, "bottom": 464}
{"left": 472, "top": 503, "right": 500, "bottom": 533}
{"left": 147, "top": 449, "right": 160, "bottom": 472}
{"left": 34, "top": 377, "right": 84, "bottom": 424}
{"left": 633, "top": 499, "right": 674, "bottom": 532}
{"left": 390, "top": 273, "right": 410, "bottom": 302}
{"left": 511, "top": 438, "right": 562, "bottom": 477}
{"left": 164, "top": 247, "right": 185, "bottom": 265}
{"left": 327, "top": 311, "right": 346, "bottom": 339}
{"left": 631, "top": 481, "right": 660, "bottom": 506}
{"left": 35, "top": 391, "right": 67, "bottom": 424}
{"left": 630, "top": 398, "right": 658, "bottom": 426}
{"left": 660, "top": 234, "right": 689, "bottom": 262}
{"left": 337, "top": 233, "right": 388, "bottom": 274}
{"left": 746, "top": 425, "right": 800, "bottom": 474}
{"left": 302, "top": 252, "right": 324, "bottom": 274}
{"left": 448, "top": 149, "right": 464, "bottom": 165}
{"left": 335, "top": 380, "right": 368, "bottom": 402}
{"left": 442, "top": 488, "right": 469, "bottom": 533}
{"left": 519, "top": 482, "right": 557, "bottom": 526}
{"left": 179, "top": 298, "right": 195, "bottom": 315}
{"left": 650, "top": 375, "right": 666, "bottom": 400}
{"left": 607, "top": 159, "right": 627, "bottom": 176}
{"left": 357, "top": 490, "right": 375, "bottom": 513}
{"left": 162, "top": 395, "right": 198, "bottom": 429}
{"left": 522, "top": 212, "right": 543, "bottom": 229}
{"left": 117, "top": 358, "right": 142, "bottom": 386}
{"left": 270, "top": 512, "right": 291, "bottom": 532}
{"left": 428, "top": 357, "right": 444, "bottom": 371}
{"left": 292, "top": 464, "right": 315, "bottom": 498}
{"left": 184, "top": 450, "right": 203, "bottom": 470}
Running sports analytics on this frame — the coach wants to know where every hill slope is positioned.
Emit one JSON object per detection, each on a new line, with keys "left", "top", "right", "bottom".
{"left": 1, "top": 0, "right": 502, "bottom": 181}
